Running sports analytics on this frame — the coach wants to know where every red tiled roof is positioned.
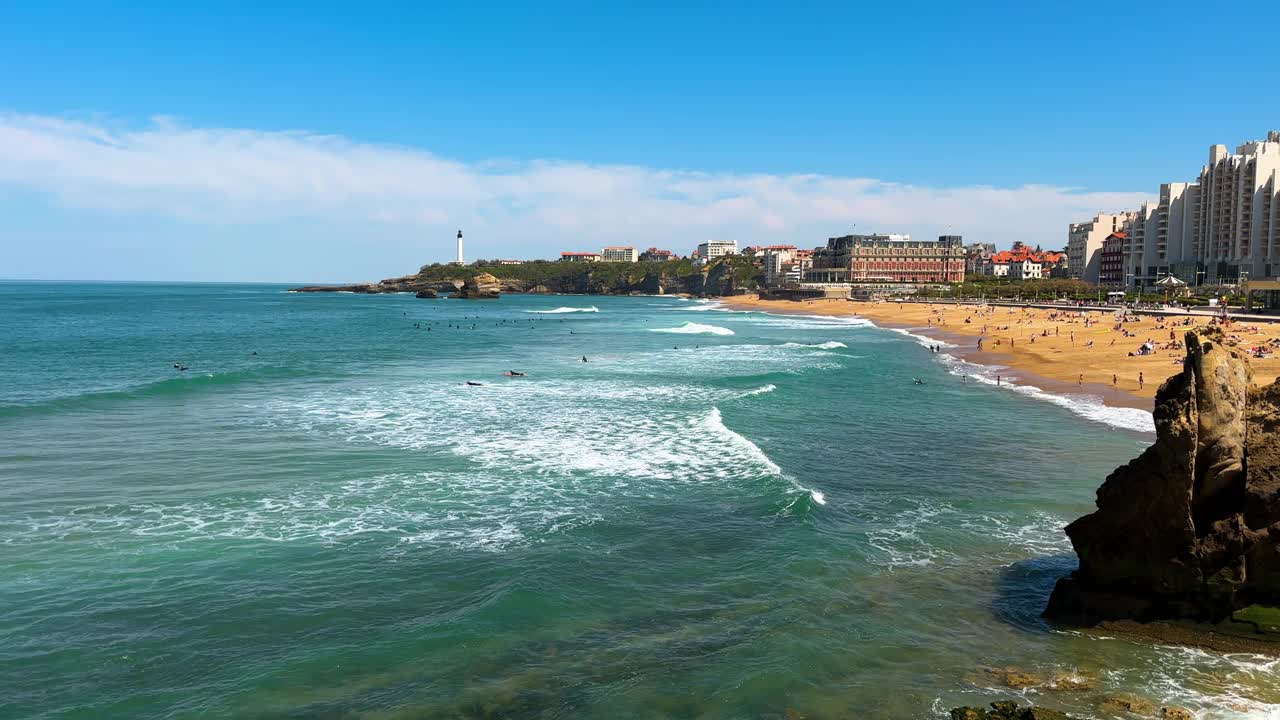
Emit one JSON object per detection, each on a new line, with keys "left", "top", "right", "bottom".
{"left": 990, "top": 248, "right": 1063, "bottom": 265}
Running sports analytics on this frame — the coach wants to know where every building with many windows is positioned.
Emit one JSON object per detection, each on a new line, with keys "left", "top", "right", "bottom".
{"left": 1099, "top": 232, "right": 1126, "bottom": 287}
{"left": 1077, "top": 131, "right": 1280, "bottom": 290}
{"left": 1068, "top": 212, "right": 1134, "bottom": 284}
{"left": 762, "top": 245, "right": 814, "bottom": 286}
{"left": 810, "top": 233, "right": 965, "bottom": 284}
{"left": 600, "top": 246, "right": 637, "bottom": 262}
{"left": 1195, "top": 132, "right": 1280, "bottom": 283}
{"left": 696, "top": 240, "right": 738, "bottom": 260}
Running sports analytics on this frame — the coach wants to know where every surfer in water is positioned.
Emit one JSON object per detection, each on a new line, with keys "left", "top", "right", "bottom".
{"left": 913, "top": 377, "right": 925, "bottom": 385}
{"left": 581, "top": 356, "right": 588, "bottom": 362}
{"left": 504, "top": 371, "right": 526, "bottom": 377}
{"left": 173, "top": 363, "right": 189, "bottom": 372}
{"left": 465, "top": 381, "right": 484, "bottom": 386}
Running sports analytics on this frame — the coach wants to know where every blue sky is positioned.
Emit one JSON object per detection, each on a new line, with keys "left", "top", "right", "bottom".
{"left": 2, "top": 1, "right": 1277, "bottom": 281}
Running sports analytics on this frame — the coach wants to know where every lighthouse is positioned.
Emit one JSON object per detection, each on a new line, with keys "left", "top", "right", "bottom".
{"left": 453, "top": 229, "right": 464, "bottom": 266}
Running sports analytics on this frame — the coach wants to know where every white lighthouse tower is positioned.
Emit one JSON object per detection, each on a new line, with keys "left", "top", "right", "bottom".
{"left": 452, "top": 229, "right": 464, "bottom": 266}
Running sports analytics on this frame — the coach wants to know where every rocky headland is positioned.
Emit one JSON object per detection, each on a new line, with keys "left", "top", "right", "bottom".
{"left": 288, "top": 256, "right": 762, "bottom": 298}
{"left": 1044, "top": 327, "right": 1280, "bottom": 641}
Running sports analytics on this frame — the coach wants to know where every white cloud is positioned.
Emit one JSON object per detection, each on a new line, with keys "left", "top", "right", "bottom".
{"left": 0, "top": 112, "right": 1151, "bottom": 257}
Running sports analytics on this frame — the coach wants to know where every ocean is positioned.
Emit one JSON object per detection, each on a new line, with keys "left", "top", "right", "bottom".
{"left": 1, "top": 282, "right": 1276, "bottom": 719}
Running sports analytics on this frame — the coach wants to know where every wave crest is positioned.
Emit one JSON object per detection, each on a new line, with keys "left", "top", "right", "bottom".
{"left": 527, "top": 306, "right": 599, "bottom": 314}
{"left": 650, "top": 322, "right": 734, "bottom": 336}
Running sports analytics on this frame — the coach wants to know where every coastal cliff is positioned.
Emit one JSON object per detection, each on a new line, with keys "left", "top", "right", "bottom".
{"left": 1045, "top": 328, "right": 1280, "bottom": 637}
{"left": 288, "top": 256, "right": 762, "bottom": 297}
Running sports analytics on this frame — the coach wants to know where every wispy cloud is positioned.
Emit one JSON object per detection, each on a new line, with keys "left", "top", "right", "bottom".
{"left": 0, "top": 112, "right": 1151, "bottom": 256}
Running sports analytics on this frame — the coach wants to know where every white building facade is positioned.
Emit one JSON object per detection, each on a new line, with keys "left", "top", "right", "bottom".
{"left": 601, "top": 246, "right": 638, "bottom": 262}
{"left": 1009, "top": 259, "right": 1042, "bottom": 280}
{"left": 1068, "top": 212, "right": 1133, "bottom": 284}
{"left": 1195, "top": 133, "right": 1280, "bottom": 283}
{"left": 696, "top": 240, "right": 738, "bottom": 260}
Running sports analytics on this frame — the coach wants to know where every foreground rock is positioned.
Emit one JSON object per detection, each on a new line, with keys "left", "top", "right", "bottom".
{"left": 454, "top": 272, "right": 500, "bottom": 299}
{"left": 1045, "top": 328, "right": 1280, "bottom": 638}
{"left": 950, "top": 701, "right": 1073, "bottom": 719}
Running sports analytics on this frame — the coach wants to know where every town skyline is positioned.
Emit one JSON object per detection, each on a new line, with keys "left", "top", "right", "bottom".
{"left": 3, "top": 2, "right": 1278, "bottom": 282}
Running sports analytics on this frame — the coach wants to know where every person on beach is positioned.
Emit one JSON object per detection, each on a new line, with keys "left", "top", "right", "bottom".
{"left": 1078, "top": 373, "right": 1084, "bottom": 387}
{"left": 1139, "top": 372, "right": 1144, "bottom": 390}
{"left": 1113, "top": 374, "right": 1118, "bottom": 387}
{"left": 996, "top": 375, "right": 1001, "bottom": 385}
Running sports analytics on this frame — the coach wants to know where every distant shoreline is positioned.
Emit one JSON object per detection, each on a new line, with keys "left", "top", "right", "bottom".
{"left": 716, "top": 295, "right": 1195, "bottom": 413}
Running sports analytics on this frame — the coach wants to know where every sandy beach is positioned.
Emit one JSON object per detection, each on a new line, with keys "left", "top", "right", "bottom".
{"left": 720, "top": 295, "right": 1280, "bottom": 408}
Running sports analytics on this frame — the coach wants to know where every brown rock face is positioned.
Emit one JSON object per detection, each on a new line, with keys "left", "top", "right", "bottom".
{"left": 455, "top": 272, "right": 501, "bottom": 299}
{"left": 1045, "top": 330, "right": 1280, "bottom": 627}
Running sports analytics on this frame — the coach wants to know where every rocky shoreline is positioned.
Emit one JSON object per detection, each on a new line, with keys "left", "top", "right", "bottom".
{"left": 288, "top": 257, "right": 758, "bottom": 298}
{"left": 1044, "top": 327, "right": 1280, "bottom": 640}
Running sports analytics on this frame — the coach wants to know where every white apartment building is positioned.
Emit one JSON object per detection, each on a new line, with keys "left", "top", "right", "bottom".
{"left": 762, "top": 245, "right": 812, "bottom": 285}
{"left": 1121, "top": 183, "right": 1200, "bottom": 288}
{"left": 763, "top": 246, "right": 796, "bottom": 285}
{"left": 600, "top": 246, "right": 638, "bottom": 262}
{"left": 696, "top": 240, "right": 738, "bottom": 260}
{"left": 1195, "top": 132, "right": 1280, "bottom": 283}
{"left": 1009, "top": 259, "right": 1042, "bottom": 280}
{"left": 1068, "top": 212, "right": 1133, "bottom": 284}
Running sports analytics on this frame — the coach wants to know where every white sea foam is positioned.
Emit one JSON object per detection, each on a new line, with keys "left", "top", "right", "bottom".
{"left": 865, "top": 501, "right": 956, "bottom": 569}
{"left": 889, "top": 327, "right": 955, "bottom": 349}
{"left": 2, "top": 471, "right": 599, "bottom": 552}
{"left": 733, "top": 312, "right": 875, "bottom": 330}
{"left": 741, "top": 384, "right": 777, "bottom": 397}
{"left": 1008, "top": 382, "right": 1156, "bottom": 434}
{"left": 930, "top": 349, "right": 1156, "bottom": 434}
{"left": 1101, "top": 644, "right": 1280, "bottom": 719}
{"left": 245, "top": 379, "right": 818, "bottom": 535}
{"left": 702, "top": 406, "right": 825, "bottom": 504}
{"left": 781, "top": 341, "right": 847, "bottom": 349}
{"left": 681, "top": 301, "right": 725, "bottom": 311}
{"left": 650, "top": 322, "right": 735, "bottom": 336}
{"left": 591, "top": 343, "right": 843, "bottom": 378}
{"left": 526, "top": 306, "right": 599, "bottom": 314}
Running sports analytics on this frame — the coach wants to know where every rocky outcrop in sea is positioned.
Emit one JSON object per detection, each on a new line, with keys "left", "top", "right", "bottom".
{"left": 454, "top": 272, "right": 501, "bottom": 299}
{"left": 1045, "top": 328, "right": 1280, "bottom": 638}
{"left": 288, "top": 256, "right": 761, "bottom": 297}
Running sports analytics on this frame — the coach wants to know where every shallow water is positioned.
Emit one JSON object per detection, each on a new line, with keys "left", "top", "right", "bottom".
{"left": 1, "top": 283, "right": 1276, "bottom": 719}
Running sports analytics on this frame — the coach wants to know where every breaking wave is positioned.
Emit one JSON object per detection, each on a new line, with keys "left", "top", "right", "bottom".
{"left": 526, "top": 306, "right": 600, "bottom": 314}
{"left": 781, "top": 341, "right": 847, "bottom": 349}
{"left": 740, "top": 384, "right": 777, "bottom": 397}
{"left": 650, "top": 322, "right": 735, "bottom": 336}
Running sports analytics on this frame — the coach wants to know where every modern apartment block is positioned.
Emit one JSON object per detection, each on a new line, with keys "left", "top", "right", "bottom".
{"left": 696, "top": 240, "right": 738, "bottom": 260}
{"left": 600, "top": 246, "right": 638, "bottom": 262}
{"left": 1078, "top": 130, "right": 1280, "bottom": 289}
{"left": 762, "top": 245, "right": 814, "bottom": 286}
{"left": 1195, "top": 132, "right": 1280, "bottom": 283}
{"left": 1067, "top": 212, "right": 1133, "bottom": 283}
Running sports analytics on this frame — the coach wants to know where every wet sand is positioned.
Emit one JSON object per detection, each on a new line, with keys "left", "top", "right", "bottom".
{"left": 719, "top": 296, "right": 1280, "bottom": 409}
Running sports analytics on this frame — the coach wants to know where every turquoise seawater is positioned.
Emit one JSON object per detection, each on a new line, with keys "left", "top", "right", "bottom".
{"left": 2, "top": 282, "right": 1277, "bottom": 719}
